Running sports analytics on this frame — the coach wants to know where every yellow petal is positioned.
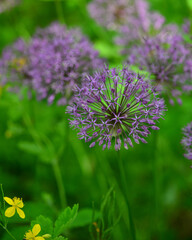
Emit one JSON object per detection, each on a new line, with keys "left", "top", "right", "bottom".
{"left": 5, "top": 207, "right": 15, "bottom": 217}
{"left": 25, "top": 230, "right": 34, "bottom": 239}
{"left": 32, "top": 224, "right": 41, "bottom": 236}
{"left": 17, "top": 200, "right": 24, "bottom": 208}
{"left": 4, "top": 197, "right": 14, "bottom": 205}
{"left": 35, "top": 237, "right": 45, "bottom": 240}
{"left": 16, "top": 207, "right": 25, "bottom": 219}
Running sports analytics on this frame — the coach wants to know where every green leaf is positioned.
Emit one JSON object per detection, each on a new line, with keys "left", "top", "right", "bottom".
{"left": 54, "top": 204, "right": 79, "bottom": 237}
{"left": 186, "top": 0, "right": 192, "bottom": 9}
{"left": 31, "top": 215, "right": 53, "bottom": 236}
{"left": 24, "top": 202, "right": 55, "bottom": 222}
{"left": 70, "top": 208, "right": 101, "bottom": 228}
{"left": 18, "top": 141, "right": 43, "bottom": 155}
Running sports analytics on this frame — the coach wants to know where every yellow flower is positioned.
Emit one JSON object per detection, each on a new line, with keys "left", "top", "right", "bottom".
{"left": 24, "top": 224, "right": 51, "bottom": 240}
{"left": 4, "top": 197, "right": 25, "bottom": 219}
{"left": 11, "top": 58, "right": 27, "bottom": 71}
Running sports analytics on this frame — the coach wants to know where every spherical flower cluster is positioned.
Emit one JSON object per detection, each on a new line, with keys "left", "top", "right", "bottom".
{"left": 0, "top": 22, "right": 103, "bottom": 105}
{"left": 67, "top": 66, "right": 166, "bottom": 150}
{"left": 128, "top": 34, "right": 191, "bottom": 104}
{"left": 0, "top": 0, "right": 19, "bottom": 14}
{"left": 115, "top": 0, "right": 175, "bottom": 46}
{"left": 88, "top": 0, "right": 176, "bottom": 46}
{"left": 88, "top": 0, "right": 133, "bottom": 30}
{"left": 117, "top": 20, "right": 178, "bottom": 51}
{"left": 181, "top": 122, "right": 192, "bottom": 161}
{"left": 0, "top": 39, "right": 29, "bottom": 90}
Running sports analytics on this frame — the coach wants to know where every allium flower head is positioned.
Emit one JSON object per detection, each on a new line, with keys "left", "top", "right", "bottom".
{"left": 0, "top": 39, "right": 28, "bottom": 88}
{"left": 88, "top": 0, "right": 134, "bottom": 30}
{"left": 128, "top": 34, "right": 191, "bottom": 104}
{"left": 115, "top": 0, "right": 172, "bottom": 45}
{"left": 181, "top": 122, "right": 192, "bottom": 161}
{"left": 67, "top": 66, "right": 166, "bottom": 150}
{"left": 0, "top": 23, "right": 103, "bottom": 105}
{"left": 88, "top": 0, "right": 177, "bottom": 46}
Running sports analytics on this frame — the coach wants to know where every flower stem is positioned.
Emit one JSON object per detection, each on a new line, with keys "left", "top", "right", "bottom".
{"left": 117, "top": 152, "right": 136, "bottom": 240}
{"left": 0, "top": 223, "right": 17, "bottom": 240}
{"left": 52, "top": 158, "right": 67, "bottom": 209}
{"left": 96, "top": 149, "right": 135, "bottom": 239}
{"left": 152, "top": 131, "right": 161, "bottom": 237}
{"left": 0, "top": 184, "right": 7, "bottom": 227}
{"left": 55, "top": 0, "right": 65, "bottom": 23}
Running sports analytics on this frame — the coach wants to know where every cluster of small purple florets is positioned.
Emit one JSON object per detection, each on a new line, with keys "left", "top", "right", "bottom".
{"left": 181, "top": 122, "right": 192, "bottom": 161}
{"left": 0, "top": 23, "right": 103, "bottom": 105}
{"left": 128, "top": 34, "right": 191, "bottom": 104}
{"left": 88, "top": 0, "right": 133, "bottom": 30}
{"left": 67, "top": 66, "right": 166, "bottom": 150}
{"left": 88, "top": 0, "right": 177, "bottom": 45}
{"left": 88, "top": 0, "right": 192, "bottom": 106}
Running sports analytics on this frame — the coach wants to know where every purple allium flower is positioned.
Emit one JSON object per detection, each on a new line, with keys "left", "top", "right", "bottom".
{"left": 117, "top": 21, "right": 178, "bottom": 50}
{"left": 88, "top": 0, "right": 134, "bottom": 30}
{"left": 67, "top": 66, "right": 166, "bottom": 150}
{"left": 0, "top": 23, "right": 103, "bottom": 105}
{"left": 181, "top": 122, "right": 192, "bottom": 161}
{"left": 0, "top": 0, "right": 20, "bottom": 13}
{"left": 127, "top": 34, "right": 192, "bottom": 104}
{"left": 88, "top": 0, "right": 177, "bottom": 46}
{"left": 182, "top": 20, "right": 191, "bottom": 35}
{"left": 0, "top": 39, "right": 29, "bottom": 90}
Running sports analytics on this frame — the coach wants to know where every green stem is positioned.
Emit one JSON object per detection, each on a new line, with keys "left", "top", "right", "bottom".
{"left": 0, "top": 223, "right": 17, "bottom": 240}
{"left": 55, "top": 0, "right": 65, "bottom": 23}
{"left": 24, "top": 101, "right": 68, "bottom": 210}
{"left": 117, "top": 152, "right": 136, "bottom": 240}
{"left": 52, "top": 158, "right": 67, "bottom": 209}
{"left": 0, "top": 184, "right": 7, "bottom": 227}
{"left": 96, "top": 150, "right": 132, "bottom": 239}
{"left": 152, "top": 131, "right": 161, "bottom": 238}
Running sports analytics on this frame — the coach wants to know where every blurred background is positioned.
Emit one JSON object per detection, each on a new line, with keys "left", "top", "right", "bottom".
{"left": 0, "top": 0, "right": 192, "bottom": 239}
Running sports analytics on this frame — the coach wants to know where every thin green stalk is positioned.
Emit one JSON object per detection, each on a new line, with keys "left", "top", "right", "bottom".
{"left": 96, "top": 150, "right": 132, "bottom": 240}
{"left": 0, "top": 223, "right": 17, "bottom": 240}
{"left": 23, "top": 102, "right": 68, "bottom": 210}
{"left": 152, "top": 131, "right": 161, "bottom": 238}
{"left": 0, "top": 184, "right": 7, "bottom": 227}
{"left": 117, "top": 152, "right": 136, "bottom": 240}
{"left": 55, "top": 0, "right": 65, "bottom": 23}
{"left": 52, "top": 158, "right": 67, "bottom": 209}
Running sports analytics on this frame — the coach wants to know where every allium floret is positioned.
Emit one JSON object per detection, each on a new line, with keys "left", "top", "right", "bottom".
{"left": 67, "top": 66, "right": 166, "bottom": 150}
{"left": 181, "top": 122, "right": 192, "bottom": 161}
{"left": 0, "top": 23, "right": 103, "bottom": 105}
{"left": 128, "top": 34, "right": 191, "bottom": 104}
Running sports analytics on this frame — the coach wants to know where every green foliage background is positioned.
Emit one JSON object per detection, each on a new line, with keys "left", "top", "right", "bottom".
{"left": 0, "top": 0, "right": 192, "bottom": 239}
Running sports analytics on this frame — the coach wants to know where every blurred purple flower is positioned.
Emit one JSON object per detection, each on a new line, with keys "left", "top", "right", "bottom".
{"left": 0, "top": 22, "right": 103, "bottom": 105}
{"left": 88, "top": 0, "right": 134, "bottom": 30}
{"left": 127, "top": 34, "right": 192, "bottom": 104}
{"left": 0, "top": 0, "right": 20, "bottom": 13}
{"left": 67, "top": 66, "right": 166, "bottom": 150}
{"left": 88, "top": 0, "right": 177, "bottom": 46}
{"left": 181, "top": 122, "right": 192, "bottom": 161}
